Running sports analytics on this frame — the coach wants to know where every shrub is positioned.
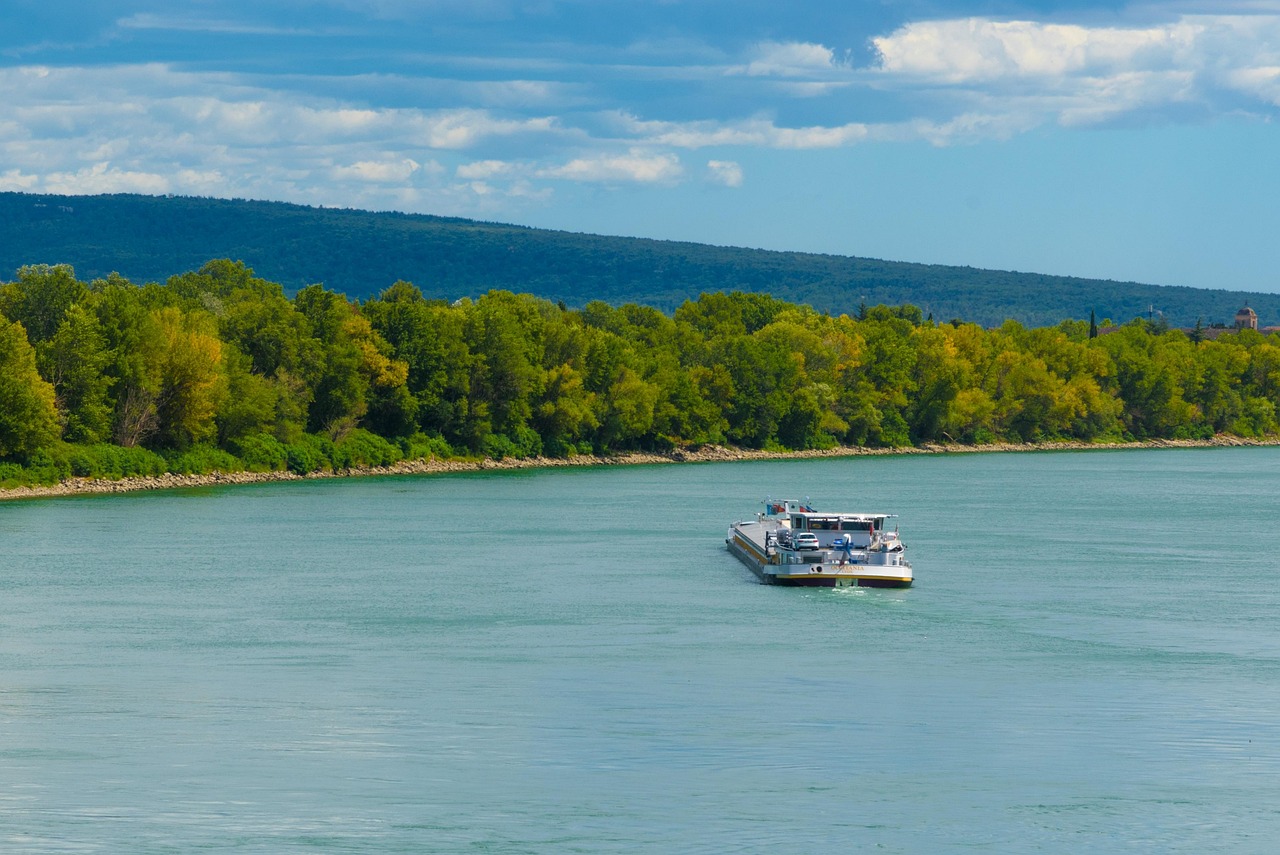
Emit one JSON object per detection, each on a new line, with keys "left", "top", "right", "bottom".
{"left": 117, "top": 446, "right": 167, "bottom": 477}
{"left": 285, "top": 434, "right": 334, "bottom": 474}
{"left": 234, "top": 433, "right": 288, "bottom": 472}
{"left": 332, "top": 429, "right": 402, "bottom": 469}
{"left": 165, "top": 444, "right": 244, "bottom": 475}
{"left": 1171, "top": 422, "right": 1214, "bottom": 441}
{"left": 23, "top": 448, "right": 71, "bottom": 485}
{"left": 484, "top": 427, "right": 542, "bottom": 460}
{"left": 0, "top": 462, "right": 26, "bottom": 488}
{"left": 482, "top": 432, "right": 519, "bottom": 461}
{"left": 400, "top": 433, "right": 454, "bottom": 461}
{"left": 511, "top": 425, "right": 543, "bottom": 458}
{"left": 66, "top": 444, "right": 167, "bottom": 479}
{"left": 540, "top": 435, "right": 574, "bottom": 458}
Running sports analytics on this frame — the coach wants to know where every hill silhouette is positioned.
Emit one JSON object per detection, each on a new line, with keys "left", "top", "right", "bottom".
{"left": 1, "top": 191, "right": 1274, "bottom": 328}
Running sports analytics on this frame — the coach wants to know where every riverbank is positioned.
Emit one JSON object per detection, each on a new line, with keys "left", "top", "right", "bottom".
{"left": 3, "top": 434, "right": 1278, "bottom": 502}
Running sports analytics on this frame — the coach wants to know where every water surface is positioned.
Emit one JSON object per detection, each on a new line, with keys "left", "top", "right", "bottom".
{"left": 3, "top": 448, "right": 1279, "bottom": 852}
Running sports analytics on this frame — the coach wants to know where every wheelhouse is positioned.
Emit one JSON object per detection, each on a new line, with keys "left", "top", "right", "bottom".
{"left": 764, "top": 499, "right": 896, "bottom": 548}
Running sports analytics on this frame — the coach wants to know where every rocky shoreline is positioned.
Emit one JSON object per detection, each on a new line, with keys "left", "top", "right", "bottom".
{"left": 2, "top": 435, "right": 1277, "bottom": 502}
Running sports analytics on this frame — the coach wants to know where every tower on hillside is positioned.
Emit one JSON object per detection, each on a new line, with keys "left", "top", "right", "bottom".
{"left": 1236, "top": 305, "right": 1258, "bottom": 331}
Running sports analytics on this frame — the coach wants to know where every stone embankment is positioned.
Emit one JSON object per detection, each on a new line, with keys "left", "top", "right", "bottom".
{"left": 3, "top": 435, "right": 1277, "bottom": 502}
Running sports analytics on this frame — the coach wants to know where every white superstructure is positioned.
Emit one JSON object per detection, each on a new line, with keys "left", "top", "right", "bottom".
{"left": 726, "top": 498, "right": 913, "bottom": 588}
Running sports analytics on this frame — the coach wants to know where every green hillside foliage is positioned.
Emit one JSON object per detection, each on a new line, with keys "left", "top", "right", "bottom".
{"left": 3, "top": 260, "right": 1279, "bottom": 486}
{"left": 3, "top": 192, "right": 1277, "bottom": 328}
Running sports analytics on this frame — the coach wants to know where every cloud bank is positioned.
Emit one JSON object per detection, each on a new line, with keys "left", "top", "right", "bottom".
{"left": 3, "top": 7, "right": 1280, "bottom": 214}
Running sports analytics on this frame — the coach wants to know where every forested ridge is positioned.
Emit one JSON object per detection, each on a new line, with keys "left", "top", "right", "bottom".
{"left": 4, "top": 191, "right": 1278, "bottom": 329}
{"left": 2, "top": 259, "right": 1279, "bottom": 488}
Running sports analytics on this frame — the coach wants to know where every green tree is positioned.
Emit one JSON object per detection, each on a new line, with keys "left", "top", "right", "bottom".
{"left": 92, "top": 280, "right": 167, "bottom": 447}
{"left": 216, "top": 344, "right": 281, "bottom": 445}
{"left": 0, "top": 317, "right": 60, "bottom": 459}
{"left": 837, "top": 309, "right": 916, "bottom": 447}
{"left": 166, "top": 259, "right": 283, "bottom": 306}
{"left": 363, "top": 282, "right": 472, "bottom": 443}
{"left": 713, "top": 334, "right": 796, "bottom": 448}
{"left": 534, "top": 363, "right": 598, "bottom": 454}
{"left": 41, "top": 302, "right": 114, "bottom": 443}
{"left": 295, "top": 285, "right": 371, "bottom": 434}
{"left": 595, "top": 366, "right": 659, "bottom": 450}
{"left": 1096, "top": 325, "right": 1199, "bottom": 439}
{"left": 0, "top": 264, "right": 90, "bottom": 343}
{"left": 463, "top": 291, "right": 546, "bottom": 451}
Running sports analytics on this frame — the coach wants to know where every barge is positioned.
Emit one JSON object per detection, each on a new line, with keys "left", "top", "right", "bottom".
{"left": 726, "top": 498, "right": 913, "bottom": 588}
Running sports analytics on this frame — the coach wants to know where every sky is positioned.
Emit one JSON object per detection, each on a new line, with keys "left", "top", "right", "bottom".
{"left": 2, "top": 1, "right": 1279, "bottom": 293}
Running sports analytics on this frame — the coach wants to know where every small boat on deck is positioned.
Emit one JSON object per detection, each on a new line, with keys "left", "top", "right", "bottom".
{"left": 726, "top": 498, "right": 913, "bottom": 588}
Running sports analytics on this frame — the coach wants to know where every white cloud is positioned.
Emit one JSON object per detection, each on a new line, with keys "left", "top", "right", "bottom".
{"left": 616, "top": 114, "right": 868, "bottom": 149}
{"left": 773, "top": 81, "right": 853, "bottom": 97}
{"left": 732, "top": 41, "right": 850, "bottom": 78}
{"left": 539, "top": 150, "right": 683, "bottom": 183}
{"left": 174, "top": 169, "right": 229, "bottom": 191}
{"left": 865, "top": 13, "right": 1280, "bottom": 135}
{"left": 332, "top": 158, "right": 422, "bottom": 182}
{"left": 706, "top": 160, "right": 743, "bottom": 187}
{"left": 41, "top": 162, "right": 172, "bottom": 195}
{"left": 419, "top": 109, "right": 557, "bottom": 149}
{"left": 456, "top": 159, "right": 517, "bottom": 179}
{"left": 872, "top": 18, "right": 1203, "bottom": 82}
{"left": 505, "top": 179, "right": 552, "bottom": 201}
{"left": 1226, "top": 65, "right": 1280, "bottom": 104}
{"left": 0, "top": 169, "right": 40, "bottom": 190}
{"left": 116, "top": 13, "right": 317, "bottom": 36}
{"left": 892, "top": 112, "right": 1043, "bottom": 147}
{"left": 6, "top": 9, "right": 1280, "bottom": 220}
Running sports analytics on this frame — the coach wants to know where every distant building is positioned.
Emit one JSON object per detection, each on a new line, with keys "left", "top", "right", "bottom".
{"left": 1178, "top": 305, "right": 1280, "bottom": 340}
{"left": 1236, "top": 305, "right": 1258, "bottom": 330}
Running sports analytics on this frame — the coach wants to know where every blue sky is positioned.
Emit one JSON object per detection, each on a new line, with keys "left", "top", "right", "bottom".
{"left": 3, "top": 1, "right": 1279, "bottom": 293}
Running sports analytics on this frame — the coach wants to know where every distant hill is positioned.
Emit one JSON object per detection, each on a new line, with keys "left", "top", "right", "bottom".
{"left": 1, "top": 191, "right": 1275, "bottom": 328}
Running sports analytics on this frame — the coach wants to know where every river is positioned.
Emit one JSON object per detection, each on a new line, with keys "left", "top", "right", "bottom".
{"left": 3, "top": 447, "right": 1279, "bottom": 852}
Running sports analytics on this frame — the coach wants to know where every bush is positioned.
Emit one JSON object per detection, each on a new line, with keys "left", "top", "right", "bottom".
{"left": 400, "top": 433, "right": 454, "bottom": 461}
{"left": 165, "top": 444, "right": 244, "bottom": 475}
{"left": 119, "top": 446, "right": 167, "bottom": 477}
{"left": 234, "top": 433, "right": 288, "bottom": 472}
{"left": 67, "top": 443, "right": 167, "bottom": 479}
{"left": 482, "top": 432, "right": 519, "bottom": 461}
{"left": 67, "top": 447, "right": 99, "bottom": 478}
{"left": 511, "top": 425, "right": 543, "bottom": 458}
{"left": 0, "top": 462, "right": 27, "bottom": 488}
{"left": 483, "top": 427, "right": 542, "bottom": 460}
{"left": 23, "top": 448, "right": 71, "bottom": 485}
{"left": 1171, "top": 422, "right": 1214, "bottom": 441}
{"left": 876, "top": 410, "right": 912, "bottom": 448}
{"left": 332, "top": 429, "right": 402, "bottom": 469}
{"left": 540, "top": 435, "right": 574, "bottom": 458}
{"left": 285, "top": 434, "right": 334, "bottom": 474}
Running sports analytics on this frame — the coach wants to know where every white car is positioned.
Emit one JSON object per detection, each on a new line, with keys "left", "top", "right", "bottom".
{"left": 793, "top": 532, "right": 821, "bottom": 551}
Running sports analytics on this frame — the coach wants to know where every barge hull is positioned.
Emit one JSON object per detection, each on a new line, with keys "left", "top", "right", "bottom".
{"left": 727, "top": 527, "right": 912, "bottom": 588}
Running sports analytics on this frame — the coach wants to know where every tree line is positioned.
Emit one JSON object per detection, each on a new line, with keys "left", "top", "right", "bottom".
{"left": 2, "top": 259, "right": 1278, "bottom": 486}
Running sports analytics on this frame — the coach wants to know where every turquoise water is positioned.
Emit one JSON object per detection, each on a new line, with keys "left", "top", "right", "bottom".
{"left": 3, "top": 448, "right": 1280, "bottom": 852}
